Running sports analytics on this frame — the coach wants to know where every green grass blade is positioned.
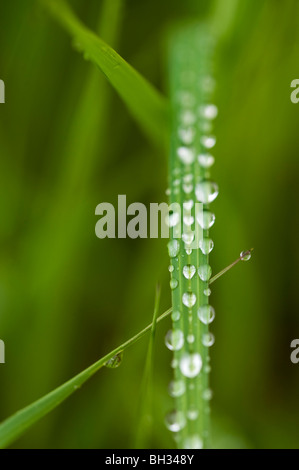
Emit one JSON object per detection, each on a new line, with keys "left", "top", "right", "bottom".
{"left": 0, "top": 307, "right": 172, "bottom": 449}
{"left": 135, "top": 284, "right": 161, "bottom": 447}
{"left": 40, "top": 0, "right": 169, "bottom": 147}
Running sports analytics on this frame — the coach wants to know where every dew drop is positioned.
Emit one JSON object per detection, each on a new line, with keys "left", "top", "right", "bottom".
{"left": 240, "top": 250, "right": 252, "bottom": 261}
{"left": 198, "top": 153, "right": 215, "bottom": 168}
{"left": 202, "top": 388, "right": 213, "bottom": 401}
{"left": 198, "top": 264, "right": 212, "bottom": 281}
{"left": 166, "top": 211, "right": 180, "bottom": 228}
{"left": 183, "top": 265, "right": 196, "bottom": 279}
{"left": 183, "top": 200, "right": 194, "bottom": 211}
{"left": 198, "top": 305, "right": 215, "bottom": 325}
{"left": 180, "top": 110, "right": 196, "bottom": 126}
{"left": 183, "top": 435, "right": 203, "bottom": 449}
{"left": 183, "top": 214, "right": 194, "bottom": 227}
{"left": 178, "top": 127, "right": 195, "bottom": 145}
{"left": 182, "top": 232, "right": 195, "bottom": 245}
{"left": 202, "top": 332, "right": 215, "bottom": 347}
{"left": 183, "top": 173, "right": 193, "bottom": 183}
{"left": 165, "top": 410, "right": 186, "bottom": 433}
{"left": 180, "top": 353, "right": 202, "bottom": 378}
{"left": 168, "top": 265, "right": 174, "bottom": 273}
{"left": 195, "top": 181, "right": 219, "bottom": 204}
{"left": 165, "top": 329, "right": 184, "bottom": 351}
{"left": 187, "top": 406, "right": 198, "bottom": 421}
{"left": 199, "top": 238, "right": 214, "bottom": 255}
{"left": 196, "top": 210, "right": 216, "bottom": 229}
{"left": 182, "top": 292, "right": 197, "bottom": 308}
{"left": 200, "top": 104, "right": 218, "bottom": 120}
{"left": 168, "top": 380, "right": 186, "bottom": 398}
{"left": 168, "top": 240, "right": 180, "bottom": 258}
{"left": 170, "top": 278, "right": 178, "bottom": 290}
{"left": 201, "top": 136, "right": 216, "bottom": 149}
{"left": 165, "top": 188, "right": 171, "bottom": 196}
{"left": 185, "top": 247, "right": 192, "bottom": 255}
{"left": 182, "top": 183, "right": 193, "bottom": 194}
{"left": 204, "top": 288, "right": 211, "bottom": 297}
{"left": 187, "top": 334, "right": 195, "bottom": 344}
{"left": 177, "top": 147, "right": 195, "bottom": 165}
{"left": 105, "top": 351, "right": 123, "bottom": 369}
{"left": 171, "top": 310, "right": 181, "bottom": 322}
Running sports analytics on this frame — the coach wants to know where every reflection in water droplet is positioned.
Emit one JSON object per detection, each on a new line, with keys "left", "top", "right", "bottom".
{"left": 180, "top": 353, "right": 202, "bottom": 378}
{"left": 198, "top": 305, "right": 215, "bottom": 325}
{"left": 170, "top": 278, "right": 178, "bottom": 290}
{"left": 198, "top": 264, "right": 212, "bottom": 281}
{"left": 183, "top": 265, "right": 196, "bottom": 279}
{"left": 182, "top": 292, "right": 197, "bottom": 308}
{"left": 240, "top": 250, "right": 251, "bottom": 261}
{"left": 105, "top": 351, "right": 123, "bottom": 369}
{"left": 195, "top": 181, "right": 219, "bottom": 204}
{"left": 165, "top": 329, "right": 184, "bottom": 351}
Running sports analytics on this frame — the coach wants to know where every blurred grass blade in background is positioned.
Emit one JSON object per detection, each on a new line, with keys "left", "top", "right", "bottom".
{"left": 40, "top": 0, "right": 169, "bottom": 147}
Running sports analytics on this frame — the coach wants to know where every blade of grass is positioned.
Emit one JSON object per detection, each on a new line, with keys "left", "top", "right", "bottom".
{"left": 0, "top": 307, "right": 172, "bottom": 449}
{"left": 40, "top": 0, "right": 169, "bottom": 147}
{"left": 135, "top": 284, "right": 161, "bottom": 448}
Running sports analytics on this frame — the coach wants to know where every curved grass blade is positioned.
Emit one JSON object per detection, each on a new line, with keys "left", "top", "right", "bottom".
{"left": 0, "top": 307, "right": 171, "bottom": 449}
{"left": 40, "top": 0, "right": 169, "bottom": 147}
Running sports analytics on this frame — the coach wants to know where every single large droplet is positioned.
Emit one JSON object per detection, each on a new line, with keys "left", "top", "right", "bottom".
{"left": 165, "top": 410, "right": 186, "bottom": 433}
{"left": 105, "top": 351, "right": 123, "bottom": 369}
{"left": 168, "top": 380, "right": 186, "bottom": 398}
{"left": 195, "top": 181, "right": 219, "bottom": 204}
{"left": 200, "top": 104, "right": 218, "bottom": 120}
{"left": 183, "top": 265, "right": 196, "bottom": 279}
{"left": 177, "top": 147, "right": 195, "bottom": 165}
{"left": 168, "top": 240, "right": 180, "bottom": 258}
{"left": 198, "top": 153, "right": 215, "bottom": 168}
{"left": 240, "top": 250, "right": 252, "bottom": 261}
{"left": 198, "top": 264, "right": 212, "bottom": 281}
{"left": 170, "top": 278, "right": 178, "bottom": 290}
{"left": 180, "top": 353, "right": 202, "bottom": 378}
{"left": 201, "top": 135, "right": 216, "bottom": 149}
{"left": 199, "top": 238, "right": 214, "bottom": 255}
{"left": 198, "top": 305, "right": 215, "bottom": 325}
{"left": 182, "top": 292, "right": 197, "bottom": 308}
{"left": 183, "top": 435, "right": 203, "bottom": 449}
{"left": 165, "top": 329, "right": 184, "bottom": 351}
{"left": 196, "top": 210, "right": 215, "bottom": 229}
{"left": 202, "top": 332, "right": 215, "bottom": 347}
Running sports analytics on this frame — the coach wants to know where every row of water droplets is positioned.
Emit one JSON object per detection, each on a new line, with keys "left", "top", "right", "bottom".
{"left": 166, "top": 26, "right": 218, "bottom": 449}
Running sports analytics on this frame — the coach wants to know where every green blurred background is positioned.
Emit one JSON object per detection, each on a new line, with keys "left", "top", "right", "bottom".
{"left": 1, "top": 0, "right": 299, "bottom": 449}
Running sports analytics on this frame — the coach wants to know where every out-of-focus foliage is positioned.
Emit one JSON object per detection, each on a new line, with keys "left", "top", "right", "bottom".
{"left": 0, "top": 0, "right": 299, "bottom": 449}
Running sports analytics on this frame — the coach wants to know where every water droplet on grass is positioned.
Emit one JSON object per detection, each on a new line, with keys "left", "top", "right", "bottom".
{"left": 201, "top": 135, "right": 216, "bottom": 149}
{"left": 168, "top": 380, "right": 186, "bottom": 397}
{"left": 200, "top": 104, "right": 218, "bottom": 120}
{"left": 198, "top": 153, "right": 215, "bottom": 168}
{"left": 183, "top": 265, "right": 196, "bottom": 279}
{"left": 165, "top": 410, "right": 186, "bottom": 432}
{"left": 170, "top": 278, "right": 178, "bottom": 290}
{"left": 202, "top": 332, "right": 215, "bottom": 347}
{"left": 196, "top": 210, "right": 215, "bottom": 229}
{"left": 180, "top": 353, "right": 202, "bottom": 378}
{"left": 182, "top": 292, "right": 197, "bottom": 308}
{"left": 195, "top": 181, "right": 219, "bottom": 203}
{"left": 183, "top": 435, "right": 203, "bottom": 449}
{"left": 198, "top": 305, "right": 215, "bottom": 324}
{"left": 171, "top": 310, "right": 181, "bottom": 321}
{"left": 199, "top": 238, "right": 214, "bottom": 255}
{"left": 168, "top": 240, "right": 180, "bottom": 257}
{"left": 240, "top": 250, "right": 251, "bottom": 261}
{"left": 198, "top": 264, "right": 212, "bottom": 281}
{"left": 165, "top": 329, "right": 184, "bottom": 351}
{"left": 177, "top": 147, "right": 195, "bottom": 165}
{"left": 105, "top": 351, "right": 123, "bottom": 369}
